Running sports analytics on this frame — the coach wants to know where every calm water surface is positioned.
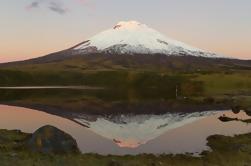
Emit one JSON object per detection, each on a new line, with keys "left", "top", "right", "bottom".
{"left": 0, "top": 104, "right": 250, "bottom": 155}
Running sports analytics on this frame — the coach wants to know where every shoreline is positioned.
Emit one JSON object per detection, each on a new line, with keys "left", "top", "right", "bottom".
{"left": 0, "top": 126, "right": 251, "bottom": 165}
{"left": 0, "top": 86, "right": 103, "bottom": 90}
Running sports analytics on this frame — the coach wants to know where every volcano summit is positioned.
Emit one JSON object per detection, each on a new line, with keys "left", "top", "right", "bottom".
{"left": 70, "top": 21, "right": 217, "bottom": 57}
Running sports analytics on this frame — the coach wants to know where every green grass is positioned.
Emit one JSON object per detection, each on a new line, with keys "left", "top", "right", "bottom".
{"left": 0, "top": 69, "right": 201, "bottom": 96}
{"left": 1, "top": 56, "right": 250, "bottom": 99}
{"left": 195, "top": 72, "right": 251, "bottom": 96}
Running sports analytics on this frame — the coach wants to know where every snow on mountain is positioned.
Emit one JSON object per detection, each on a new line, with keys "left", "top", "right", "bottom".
{"left": 74, "top": 111, "right": 218, "bottom": 148}
{"left": 72, "top": 21, "right": 217, "bottom": 57}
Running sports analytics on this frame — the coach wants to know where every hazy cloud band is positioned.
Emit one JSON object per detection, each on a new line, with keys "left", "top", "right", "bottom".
{"left": 27, "top": 0, "right": 68, "bottom": 15}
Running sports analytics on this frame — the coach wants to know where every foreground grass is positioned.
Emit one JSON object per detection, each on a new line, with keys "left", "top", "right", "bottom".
{"left": 1, "top": 129, "right": 251, "bottom": 166}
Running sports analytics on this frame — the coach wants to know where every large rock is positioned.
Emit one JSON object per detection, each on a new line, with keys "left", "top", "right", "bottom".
{"left": 28, "top": 125, "right": 80, "bottom": 154}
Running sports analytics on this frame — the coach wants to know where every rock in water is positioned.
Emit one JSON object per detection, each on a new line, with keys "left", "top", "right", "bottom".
{"left": 28, "top": 125, "right": 79, "bottom": 154}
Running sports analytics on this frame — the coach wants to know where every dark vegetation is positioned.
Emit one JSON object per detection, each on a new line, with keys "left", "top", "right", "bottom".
{"left": 0, "top": 69, "right": 199, "bottom": 88}
{"left": 219, "top": 113, "right": 251, "bottom": 123}
{"left": 0, "top": 86, "right": 234, "bottom": 116}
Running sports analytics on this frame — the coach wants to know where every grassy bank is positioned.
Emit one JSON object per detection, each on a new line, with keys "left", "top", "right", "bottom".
{"left": 0, "top": 68, "right": 250, "bottom": 96}
{"left": 195, "top": 72, "right": 251, "bottom": 96}
{"left": 1, "top": 58, "right": 251, "bottom": 109}
{"left": 0, "top": 70, "right": 251, "bottom": 115}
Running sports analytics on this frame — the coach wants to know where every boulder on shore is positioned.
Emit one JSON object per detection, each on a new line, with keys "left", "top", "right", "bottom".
{"left": 27, "top": 125, "right": 80, "bottom": 154}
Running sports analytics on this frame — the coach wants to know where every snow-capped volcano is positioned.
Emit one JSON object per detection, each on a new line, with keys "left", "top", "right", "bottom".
{"left": 72, "top": 21, "right": 217, "bottom": 57}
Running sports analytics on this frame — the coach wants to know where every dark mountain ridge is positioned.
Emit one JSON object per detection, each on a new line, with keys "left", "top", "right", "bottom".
{"left": 1, "top": 49, "right": 250, "bottom": 71}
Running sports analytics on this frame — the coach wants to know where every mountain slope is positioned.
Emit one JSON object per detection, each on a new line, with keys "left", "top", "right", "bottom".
{"left": 0, "top": 21, "right": 250, "bottom": 71}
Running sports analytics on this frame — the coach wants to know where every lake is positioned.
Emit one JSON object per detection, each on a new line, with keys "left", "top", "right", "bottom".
{"left": 0, "top": 88, "right": 250, "bottom": 155}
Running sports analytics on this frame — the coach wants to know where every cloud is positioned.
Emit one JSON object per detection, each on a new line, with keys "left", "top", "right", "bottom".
{"left": 26, "top": 0, "right": 93, "bottom": 15}
{"left": 29, "top": 1, "right": 40, "bottom": 8}
{"left": 26, "top": 0, "right": 42, "bottom": 10}
{"left": 48, "top": 1, "right": 68, "bottom": 14}
{"left": 26, "top": 0, "right": 68, "bottom": 15}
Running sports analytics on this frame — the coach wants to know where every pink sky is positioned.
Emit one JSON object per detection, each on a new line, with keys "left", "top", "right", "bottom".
{"left": 0, "top": 0, "right": 250, "bottom": 63}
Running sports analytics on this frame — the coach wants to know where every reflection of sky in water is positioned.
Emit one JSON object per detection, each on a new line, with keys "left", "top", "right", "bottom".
{"left": 0, "top": 104, "right": 251, "bottom": 155}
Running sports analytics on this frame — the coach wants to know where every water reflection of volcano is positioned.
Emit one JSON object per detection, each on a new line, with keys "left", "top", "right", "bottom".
{"left": 0, "top": 88, "right": 251, "bottom": 154}
{"left": 74, "top": 111, "right": 218, "bottom": 148}
{"left": 1, "top": 104, "right": 251, "bottom": 155}
{"left": 0, "top": 90, "right": 221, "bottom": 148}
